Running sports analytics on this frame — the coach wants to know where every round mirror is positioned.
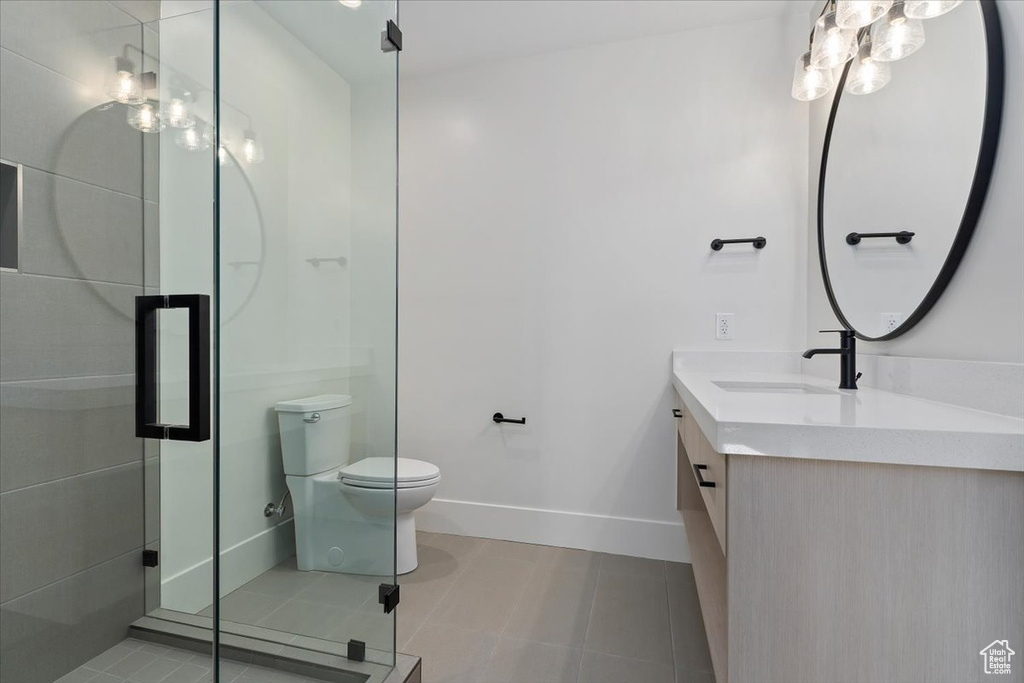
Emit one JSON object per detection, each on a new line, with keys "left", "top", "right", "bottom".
{"left": 54, "top": 104, "right": 265, "bottom": 324}
{"left": 817, "top": 0, "right": 1003, "bottom": 340}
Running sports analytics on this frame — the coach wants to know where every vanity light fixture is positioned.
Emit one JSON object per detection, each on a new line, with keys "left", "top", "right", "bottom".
{"left": 106, "top": 56, "right": 146, "bottom": 105}
{"left": 845, "top": 36, "right": 892, "bottom": 94}
{"left": 128, "top": 101, "right": 164, "bottom": 133}
{"left": 904, "top": 0, "right": 963, "bottom": 19}
{"left": 811, "top": 4, "right": 859, "bottom": 68}
{"left": 241, "top": 129, "right": 264, "bottom": 165}
{"left": 871, "top": 1, "right": 926, "bottom": 61}
{"left": 792, "top": 50, "right": 836, "bottom": 101}
{"left": 836, "top": 0, "right": 893, "bottom": 29}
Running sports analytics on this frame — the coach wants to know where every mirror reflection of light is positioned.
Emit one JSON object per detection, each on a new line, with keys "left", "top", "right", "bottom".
{"left": 904, "top": 0, "right": 963, "bottom": 19}
{"left": 837, "top": 0, "right": 894, "bottom": 29}
{"left": 792, "top": 51, "right": 835, "bottom": 101}
{"left": 871, "top": 2, "right": 926, "bottom": 62}
{"left": 128, "top": 102, "right": 164, "bottom": 133}
{"left": 846, "top": 47, "right": 892, "bottom": 95}
{"left": 338, "top": 0, "right": 362, "bottom": 7}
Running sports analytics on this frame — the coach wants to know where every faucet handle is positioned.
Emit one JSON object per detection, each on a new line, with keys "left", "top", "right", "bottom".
{"left": 819, "top": 328, "right": 855, "bottom": 337}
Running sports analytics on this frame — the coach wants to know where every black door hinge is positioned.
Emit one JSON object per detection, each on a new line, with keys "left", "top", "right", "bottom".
{"left": 347, "top": 639, "right": 366, "bottom": 662}
{"left": 143, "top": 549, "right": 159, "bottom": 567}
{"left": 381, "top": 19, "right": 402, "bottom": 53}
{"left": 379, "top": 583, "right": 400, "bottom": 614}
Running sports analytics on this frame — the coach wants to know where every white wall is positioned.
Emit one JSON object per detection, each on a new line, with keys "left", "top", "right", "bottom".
{"left": 807, "top": 0, "right": 1024, "bottom": 364}
{"left": 399, "top": 13, "right": 810, "bottom": 560}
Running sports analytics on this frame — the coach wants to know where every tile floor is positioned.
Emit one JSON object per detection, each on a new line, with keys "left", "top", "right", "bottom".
{"left": 61, "top": 533, "right": 713, "bottom": 683}
{"left": 194, "top": 532, "right": 714, "bottom": 683}
{"left": 55, "top": 638, "right": 325, "bottom": 683}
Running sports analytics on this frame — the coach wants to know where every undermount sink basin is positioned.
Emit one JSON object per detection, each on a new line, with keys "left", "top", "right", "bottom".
{"left": 712, "top": 380, "right": 837, "bottom": 395}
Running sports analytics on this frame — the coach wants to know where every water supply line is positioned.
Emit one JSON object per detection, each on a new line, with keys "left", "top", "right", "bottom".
{"left": 263, "top": 490, "right": 291, "bottom": 517}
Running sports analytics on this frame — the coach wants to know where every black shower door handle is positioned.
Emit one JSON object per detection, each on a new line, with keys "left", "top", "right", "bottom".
{"left": 136, "top": 294, "right": 211, "bottom": 441}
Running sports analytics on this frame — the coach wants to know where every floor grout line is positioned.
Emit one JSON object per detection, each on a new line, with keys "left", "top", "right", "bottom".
{"left": 574, "top": 551, "right": 606, "bottom": 683}
{"left": 400, "top": 532, "right": 486, "bottom": 648}
{"left": 664, "top": 569, "right": 678, "bottom": 680}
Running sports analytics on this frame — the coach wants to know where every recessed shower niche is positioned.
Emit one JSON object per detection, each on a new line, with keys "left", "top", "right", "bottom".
{"left": 0, "top": 160, "right": 19, "bottom": 271}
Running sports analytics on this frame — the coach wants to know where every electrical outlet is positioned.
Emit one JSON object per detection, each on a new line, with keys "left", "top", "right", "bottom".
{"left": 880, "top": 312, "right": 904, "bottom": 334}
{"left": 716, "top": 313, "right": 734, "bottom": 340}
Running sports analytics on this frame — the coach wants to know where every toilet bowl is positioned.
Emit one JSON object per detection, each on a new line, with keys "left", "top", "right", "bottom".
{"left": 339, "top": 457, "right": 441, "bottom": 574}
{"left": 275, "top": 394, "right": 440, "bottom": 575}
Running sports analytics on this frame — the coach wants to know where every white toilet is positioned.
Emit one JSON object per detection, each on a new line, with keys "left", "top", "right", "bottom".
{"left": 275, "top": 394, "right": 440, "bottom": 575}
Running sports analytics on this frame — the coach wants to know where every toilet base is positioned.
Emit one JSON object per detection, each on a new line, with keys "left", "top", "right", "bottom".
{"left": 396, "top": 513, "right": 418, "bottom": 575}
{"left": 287, "top": 471, "right": 430, "bottom": 576}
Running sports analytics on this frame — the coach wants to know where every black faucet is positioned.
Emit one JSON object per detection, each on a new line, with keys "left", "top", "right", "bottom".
{"left": 803, "top": 329, "right": 862, "bottom": 390}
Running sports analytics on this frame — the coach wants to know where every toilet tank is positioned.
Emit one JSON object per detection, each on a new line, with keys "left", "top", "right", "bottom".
{"left": 274, "top": 394, "right": 352, "bottom": 476}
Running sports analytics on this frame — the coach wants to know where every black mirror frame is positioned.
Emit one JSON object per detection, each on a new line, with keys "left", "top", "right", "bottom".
{"left": 815, "top": 0, "right": 1005, "bottom": 342}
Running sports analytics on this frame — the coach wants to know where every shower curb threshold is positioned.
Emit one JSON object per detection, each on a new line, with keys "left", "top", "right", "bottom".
{"left": 128, "top": 613, "right": 420, "bottom": 683}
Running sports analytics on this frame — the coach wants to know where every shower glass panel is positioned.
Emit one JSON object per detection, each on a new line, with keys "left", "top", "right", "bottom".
{"left": 0, "top": 1, "right": 397, "bottom": 679}
{"left": 216, "top": 0, "right": 399, "bottom": 670}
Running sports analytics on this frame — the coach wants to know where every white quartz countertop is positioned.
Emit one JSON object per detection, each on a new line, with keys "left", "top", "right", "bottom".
{"left": 672, "top": 355, "right": 1024, "bottom": 472}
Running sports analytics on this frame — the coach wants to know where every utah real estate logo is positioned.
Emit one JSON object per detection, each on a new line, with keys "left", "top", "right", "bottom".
{"left": 979, "top": 640, "right": 1015, "bottom": 675}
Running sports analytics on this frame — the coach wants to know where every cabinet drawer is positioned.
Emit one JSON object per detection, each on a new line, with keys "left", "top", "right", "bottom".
{"left": 674, "top": 393, "right": 688, "bottom": 446}
{"left": 698, "top": 440, "right": 727, "bottom": 556}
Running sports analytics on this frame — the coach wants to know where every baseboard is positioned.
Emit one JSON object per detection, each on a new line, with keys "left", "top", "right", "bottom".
{"left": 161, "top": 520, "right": 295, "bottom": 614}
{"left": 417, "top": 498, "right": 690, "bottom": 563}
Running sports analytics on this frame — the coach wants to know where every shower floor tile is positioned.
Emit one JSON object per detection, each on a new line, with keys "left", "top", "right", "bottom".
{"left": 56, "top": 638, "right": 329, "bottom": 683}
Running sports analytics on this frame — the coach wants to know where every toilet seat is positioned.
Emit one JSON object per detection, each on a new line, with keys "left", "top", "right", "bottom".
{"left": 339, "top": 457, "right": 441, "bottom": 490}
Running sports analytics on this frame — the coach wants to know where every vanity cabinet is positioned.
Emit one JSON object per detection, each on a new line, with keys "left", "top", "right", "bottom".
{"left": 674, "top": 395, "right": 1024, "bottom": 683}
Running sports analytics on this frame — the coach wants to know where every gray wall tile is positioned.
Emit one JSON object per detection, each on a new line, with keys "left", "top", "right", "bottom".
{"left": 20, "top": 167, "right": 144, "bottom": 285}
{"left": 0, "top": 375, "right": 140, "bottom": 492}
{"left": 0, "top": 48, "right": 144, "bottom": 197}
{"left": 144, "top": 455, "right": 159, "bottom": 544}
{"left": 0, "top": 549, "right": 144, "bottom": 683}
{"left": 0, "top": 460, "right": 144, "bottom": 602}
{"left": 0, "top": 272, "right": 138, "bottom": 381}
{"left": 0, "top": 0, "right": 142, "bottom": 96}
{"left": 144, "top": 200, "right": 159, "bottom": 290}
{"left": 110, "top": 1, "right": 162, "bottom": 25}
{"left": 145, "top": 541, "right": 160, "bottom": 614}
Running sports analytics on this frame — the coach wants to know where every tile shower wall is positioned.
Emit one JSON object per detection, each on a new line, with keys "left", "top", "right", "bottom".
{"left": 0, "top": 2, "right": 159, "bottom": 681}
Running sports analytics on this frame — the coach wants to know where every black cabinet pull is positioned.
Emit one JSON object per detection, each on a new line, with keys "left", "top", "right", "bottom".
{"left": 136, "top": 294, "right": 210, "bottom": 442}
{"left": 672, "top": 408, "right": 683, "bottom": 418}
{"left": 693, "top": 463, "right": 716, "bottom": 488}
{"left": 493, "top": 412, "right": 526, "bottom": 425}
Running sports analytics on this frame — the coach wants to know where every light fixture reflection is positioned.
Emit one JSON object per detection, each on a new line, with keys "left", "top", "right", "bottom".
{"left": 811, "top": 9, "right": 858, "bottom": 68}
{"left": 904, "top": 0, "right": 963, "bottom": 19}
{"left": 836, "top": 0, "right": 893, "bottom": 28}
{"left": 106, "top": 57, "right": 145, "bottom": 105}
{"left": 845, "top": 38, "right": 892, "bottom": 94}
{"left": 218, "top": 135, "right": 233, "bottom": 166}
{"left": 161, "top": 91, "right": 195, "bottom": 129}
{"left": 792, "top": 51, "right": 835, "bottom": 101}
{"left": 242, "top": 129, "right": 264, "bottom": 164}
{"left": 127, "top": 102, "right": 163, "bottom": 133}
{"left": 338, "top": 0, "right": 362, "bottom": 7}
{"left": 871, "top": 1, "right": 926, "bottom": 62}
{"left": 177, "top": 124, "right": 213, "bottom": 151}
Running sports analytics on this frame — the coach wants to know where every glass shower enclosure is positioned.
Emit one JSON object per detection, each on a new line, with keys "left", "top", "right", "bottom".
{"left": 0, "top": 1, "right": 399, "bottom": 681}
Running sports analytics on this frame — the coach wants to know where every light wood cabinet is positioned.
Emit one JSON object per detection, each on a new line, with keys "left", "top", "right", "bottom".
{"left": 674, "top": 395, "right": 1024, "bottom": 683}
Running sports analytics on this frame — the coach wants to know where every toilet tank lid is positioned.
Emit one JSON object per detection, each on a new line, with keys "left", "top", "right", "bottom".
{"left": 275, "top": 394, "right": 352, "bottom": 413}
{"left": 340, "top": 457, "right": 440, "bottom": 483}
